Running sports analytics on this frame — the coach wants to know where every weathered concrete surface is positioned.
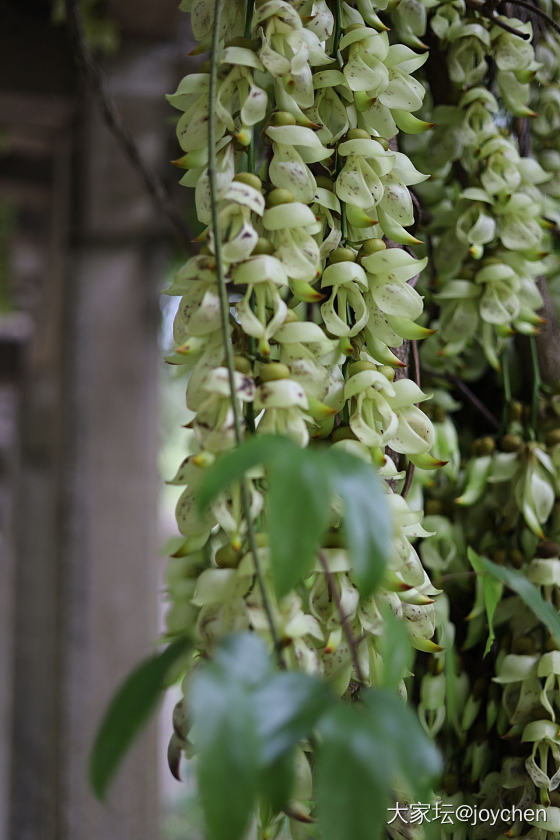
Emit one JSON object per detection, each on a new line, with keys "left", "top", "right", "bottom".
{"left": 1, "top": 7, "right": 186, "bottom": 839}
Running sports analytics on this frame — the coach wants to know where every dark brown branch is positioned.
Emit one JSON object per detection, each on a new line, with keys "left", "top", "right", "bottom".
{"left": 400, "top": 461, "right": 415, "bottom": 499}
{"left": 424, "top": 367, "right": 501, "bottom": 429}
{"left": 64, "top": 0, "right": 193, "bottom": 252}
{"left": 444, "top": 374, "right": 500, "bottom": 429}
{"left": 466, "top": 0, "right": 532, "bottom": 37}
{"left": 505, "top": 0, "right": 560, "bottom": 35}
{"left": 318, "top": 551, "right": 366, "bottom": 684}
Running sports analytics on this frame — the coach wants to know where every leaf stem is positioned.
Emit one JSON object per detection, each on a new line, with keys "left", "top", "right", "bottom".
{"left": 465, "top": 0, "right": 531, "bottom": 38}
{"left": 244, "top": 0, "right": 255, "bottom": 38}
{"left": 247, "top": 141, "right": 256, "bottom": 174}
{"left": 319, "top": 551, "right": 366, "bottom": 684}
{"left": 502, "top": 345, "right": 511, "bottom": 432}
{"left": 530, "top": 335, "right": 541, "bottom": 437}
{"left": 209, "top": 0, "right": 285, "bottom": 669}
{"left": 503, "top": 0, "right": 560, "bottom": 36}
{"left": 333, "top": 0, "right": 344, "bottom": 64}
{"left": 423, "top": 367, "right": 500, "bottom": 430}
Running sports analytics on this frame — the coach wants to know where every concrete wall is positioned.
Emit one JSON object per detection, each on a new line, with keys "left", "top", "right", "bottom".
{"left": 0, "top": 8, "right": 188, "bottom": 839}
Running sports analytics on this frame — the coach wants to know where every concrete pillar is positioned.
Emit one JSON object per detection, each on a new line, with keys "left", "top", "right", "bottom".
{"left": 61, "top": 39, "right": 178, "bottom": 840}
{"left": 1, "top": 14, "right": 183, "bottom": 840}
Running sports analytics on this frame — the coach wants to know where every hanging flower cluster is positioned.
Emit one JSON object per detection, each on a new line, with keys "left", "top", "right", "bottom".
{"left": 163, "top": 0, "right": 448, "bottom": 833}
{"left": 168, "top": 0, "right": 437, "bottom": 668}
{"left": 381, "top": 2, "right": 560, "bottom": 837}
{"left": 160, "top": 0, "right": 560, "bottom": 837}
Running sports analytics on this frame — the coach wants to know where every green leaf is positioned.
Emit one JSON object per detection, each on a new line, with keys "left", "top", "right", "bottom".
{"left": 192, "top": 669, "right": 259, "bottom": 840}
{"left": 316, "top": 690, "right": 441, "bottom": 840}
{"left": 468, "top": 548, "right": 503, "bottom": 656}
{"left": 255, "top": 672, "right": 333, "bottom": 763}
{"left": 316, "top": 704, "right": 390, "bottom": 840}
{"left": 377, "top": 603, "right": 413, "bottom": 690}
{"left": 198, "top": 438, "right": 390, "bottom": 597}
{"left": 213, "top": 632, "right": 273, "bottom": 687}
{"left": 363, "top": 688, "right": 442, "bottom": 800}
{"left": 190, "top": 636, "right": 263, "bottom": 840}
{"left": 189, "top": 634, "right": 332, "bottom": 840}
{"left": 257, "top": 750, "right": 295, "bottom": 814}
{"left": 197, "top": 435, "right": 297, "bottom": 511}
{"left": 89, "top": 637, "right": 191, "bottom": 799}
{"left": 471, "top": 548, "right": 560, "bottom": 643}
{"left": 269, "top": 449, "right": 332, "bottom": 595}
{"left": 326, "top": 449, "right": 391, "bottom": 596}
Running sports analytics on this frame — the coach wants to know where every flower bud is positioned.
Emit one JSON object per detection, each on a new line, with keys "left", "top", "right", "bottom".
{"left": 499, "top": 434, "right": 524, "bottom": 452}
{"left": 331, "top": 426, "right": 357, "bottom": 442}
{"left": 357, "top": 239, "right": 386, "bottom": 261}
{"left": 252, "top": 237, "right": 274, "bottom": 255}
{"left": 215, "top": 544, "right": 242, "bottom": 569}
{"left": 234, "top": 172, "right": 262, "bottom": 191}
{"left": 346, "top": 128, "right": 371, "bottom": 141}
{"left": 472, "top": 436, "right": 495, "bottom": 456}
{"left": 269, "top": 110, "right": 297, "bottom": 126}
{"left": 234, "top": 355, "right": 252, "bottom": 374}
{"left": 328, "top": 247, "right": 356, "bottom": 264}
{"left": 347, "top": 360, "right": 377, "bottom": 376}
{"left": 379, "top": 365, "right": 395, "bottom": 381}
{"left": 259, "top": 362, "right": 291, "bottom": 382}
{"left": 266, "top": 188, "right": 295, "bottom": 207}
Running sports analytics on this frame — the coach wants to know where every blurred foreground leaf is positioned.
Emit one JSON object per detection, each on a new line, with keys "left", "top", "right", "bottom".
{"left": 90, "top": 637, "right": 190, "bottom": 799}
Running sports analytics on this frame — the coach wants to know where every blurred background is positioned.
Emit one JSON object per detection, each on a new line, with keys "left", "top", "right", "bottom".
{"left": 0, "top": 1, "right": 202, "bottom": 838}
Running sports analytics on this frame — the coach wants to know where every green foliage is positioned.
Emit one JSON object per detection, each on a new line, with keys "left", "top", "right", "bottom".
{"left": 267, "top": 447, "right": 332, "bottom": 595}
{"left": 376, "top": 603, "right": 414, "bottom": 691}
{"left": 315, "top": 704, "right": 390, "bottom": 840}
{"left": 190, "top": 635, "right": 263, "bottom": 840}
{"left": 326, "top": 449, "right": 391, "bottom": 596}
{"left": 468, "top": 548, "right": 504, "bottom": 656}
{"left": 315, "top": 688, "right": 441, "bottom": 840}
{"left": 198, "top": 435, "right": 390, "bottom": 597}
{"left": 189, "top": 633, "right": 440, "bottom": 840}
{"left": 472, "top": 549, "right": 560, "bottom": 643}
{"left": 190, "top": 634, "right": 332, "bottom": 840}
{"left": 89, "top": 637, "right": 190, "bottom": 799}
